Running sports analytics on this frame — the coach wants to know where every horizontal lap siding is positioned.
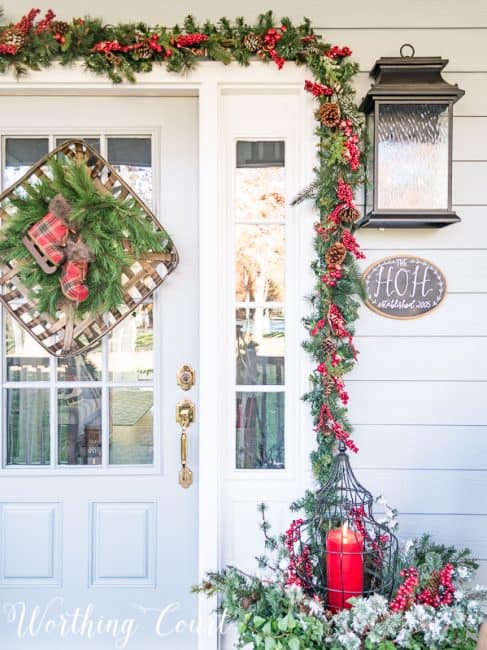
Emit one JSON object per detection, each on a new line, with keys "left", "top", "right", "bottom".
{"left": 344, "top": 24, "right": 487, "bottom": 577}
{"left": 6, "top": 0, "right": 487, "bottom": 27}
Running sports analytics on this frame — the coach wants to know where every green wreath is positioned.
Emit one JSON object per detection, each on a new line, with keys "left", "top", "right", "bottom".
{"left": 0, "top": 155, "right": 172, "bottom": 318}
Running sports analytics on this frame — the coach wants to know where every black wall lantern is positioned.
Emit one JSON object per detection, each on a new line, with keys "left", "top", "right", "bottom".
{"left": 358, "top": 46, "right": 464, "bottom": 228}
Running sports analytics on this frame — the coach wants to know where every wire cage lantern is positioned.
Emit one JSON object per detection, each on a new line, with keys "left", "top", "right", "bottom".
{"left": 301, "top": 442, "right": 399, "bottom": 611}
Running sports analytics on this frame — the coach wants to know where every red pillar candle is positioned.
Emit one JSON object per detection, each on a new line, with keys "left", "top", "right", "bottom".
{"left": 326, "top": 523, "right": 364, "bottom": 611}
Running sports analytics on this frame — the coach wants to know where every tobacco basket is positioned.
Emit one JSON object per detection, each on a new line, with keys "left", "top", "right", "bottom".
{"left": 0, "top": 139, "right": 179, "bottom": 357}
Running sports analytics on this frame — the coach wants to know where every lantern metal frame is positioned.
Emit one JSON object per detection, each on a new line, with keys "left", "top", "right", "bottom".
{"left": 358, "top": 51, "right": 465, "bottom": 229}
{"left": 299, "top": 442, "right": 399, "bottom": 608}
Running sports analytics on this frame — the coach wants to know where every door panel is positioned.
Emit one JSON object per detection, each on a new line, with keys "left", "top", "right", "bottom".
{"left": 0, "top": 96, "right": 199, "bottom": 649}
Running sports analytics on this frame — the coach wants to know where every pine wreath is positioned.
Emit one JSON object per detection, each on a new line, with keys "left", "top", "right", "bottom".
{"left": 0, "top": 154, "right": 172, "bottom": 319}
{"left": 0, "top": 141, "right": 177, "bottom": 358}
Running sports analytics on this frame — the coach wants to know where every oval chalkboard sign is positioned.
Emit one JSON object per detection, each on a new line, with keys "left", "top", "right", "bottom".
{"left": 363, "top": 255, "right": 446, "bottom": 319}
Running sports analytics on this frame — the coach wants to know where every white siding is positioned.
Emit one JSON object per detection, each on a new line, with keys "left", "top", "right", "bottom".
{"left": 349, "top": 23, "right": 487, "bottom": 574}
{"left": 2, "top": 0, "right": 486, "bottom": 583}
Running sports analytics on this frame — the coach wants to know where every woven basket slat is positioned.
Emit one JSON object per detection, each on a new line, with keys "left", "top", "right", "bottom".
{"left": 0, "top": 139, "right": 179, "bottom": 357}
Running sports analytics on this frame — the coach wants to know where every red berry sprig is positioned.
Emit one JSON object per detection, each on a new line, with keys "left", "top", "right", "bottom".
{"left": 16, "top": 8, "right": 41, "bottom": 35}
{"left": 0, "top": 44, "right": 18, "bottom": 55}
{"left": 390, "top": 568, "right": 419, "bottom": 613}
{"left": 174, "top": 33, "right": 208, "bottom": 48}
{"left": 342, "top": 230, "right": 365, "bottom": 260}
{"left": 35, "top": 9, "right": 56, "bottom": 34}
{"left": 315, "top": 403, "right": 358, "bottom": 453}
{"left": 339, "top": 119, "right": 361, "bottom": 171}
{"left": 325, "top": 45, "right": 352, "bottom": 60}
{"left": 304, "top": 79, "right": 333, "bottom": 97}
{"left": 284, "top": 519, "right": 313, "bottom": 589}
{"left": 418, "top": 563, "right": 455, "bottom": 608}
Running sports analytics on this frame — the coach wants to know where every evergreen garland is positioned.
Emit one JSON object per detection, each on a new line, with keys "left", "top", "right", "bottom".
{"left": 0, "top": 154, "right": 171, "bottom": 317}
{"left": 0, "top": 7, "right": 366, "bottom": 489}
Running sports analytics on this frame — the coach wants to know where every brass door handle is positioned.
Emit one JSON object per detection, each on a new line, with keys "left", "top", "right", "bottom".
{"left": 176, "top": 400, "right": 195, "bottom": 488}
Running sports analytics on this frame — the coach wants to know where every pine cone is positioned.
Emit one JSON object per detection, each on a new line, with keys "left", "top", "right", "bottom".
{"left": 338, "top": 206, "right": 360, "bottom": 224}
{"left": 135, "top": 42, "right": 154, "bottom": 60}
{"left": 319, "top": 103, "right": 341, "bottom": 128}
{"left": 322, "top": 337, "right": 336, "bottom": 356}
{"left": 243, "top": 32, "right": 263, "bottom": 53}
{"left": 106, "top": 51, "right": 123, "bottom": 66}
{"left": 324, "top": 375, "right": 335, "bottom": 397}
{"left": 425, "top": 570, "right": 442, "bottom": 597}
{"left": 325, "top": 242, "right": 347, "bottom": 268}
{"left": 1, "top": 27, "right": 25, "bottom": 50}
{"left": 50, "top": 20, "right": 69, "bottom": 36}
{"left": 304, "top": 43, "right": 321, "bottom": 57}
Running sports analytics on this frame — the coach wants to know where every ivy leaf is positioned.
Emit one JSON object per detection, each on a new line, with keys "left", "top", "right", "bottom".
{"left": 288, "top": 637, "right": 300, "bottom": 650}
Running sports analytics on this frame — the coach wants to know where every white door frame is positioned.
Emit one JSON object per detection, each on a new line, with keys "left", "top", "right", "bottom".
{"left": 0, "top": 60, "right": 313, "bottom": 650}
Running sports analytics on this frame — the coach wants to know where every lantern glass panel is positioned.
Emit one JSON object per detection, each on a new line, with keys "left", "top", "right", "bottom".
{"left": 377, "top": 103, "right": 449, "bottom": 210}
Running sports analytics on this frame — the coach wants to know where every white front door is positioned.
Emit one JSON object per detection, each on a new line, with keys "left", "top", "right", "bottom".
{"left": 0, "top": 96, "right": 199, "bottom": 649}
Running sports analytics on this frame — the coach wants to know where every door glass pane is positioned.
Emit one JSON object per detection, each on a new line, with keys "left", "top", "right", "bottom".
{"left": 107, "top": 137, "right": 152, "bottom": 208}
{"left": 5, "top": 315, "right": 50, "bottom": 382}
{"left": 57, "top": 346, "right": 102, "bottom": 381}
{"left": 236, "top": 392, "right": 285, "bottom": 469}
{"left": 58, "top": 388, "right": 102, "bottom": 465}
{"left": 6, "top": 388, "right": 50, "bottom": 464}
{"left": 109, "top": 388, "right": 153, "bottom": 465}
{"left": 109, "top": 302, "right": 154, "bottom": 382}
{"left": 2, "top": 132, "right": 156, "bottom": 468}
{"left": 377, "top": 103, "right": 449, "bottom": 210}
{"left": 3, "top": 138, "right": 49, "bottom": 186}
{"left": 236, "top": 307, "right": 285, "bottom": 385}
{"left": 235, "top": 224, "right": 285, "bottom": 302}
{"left": 235, "top": 167, "right": 286, "bottom": 222}
{"left": 56, "top": 137, "right": 100, "bottom": 152}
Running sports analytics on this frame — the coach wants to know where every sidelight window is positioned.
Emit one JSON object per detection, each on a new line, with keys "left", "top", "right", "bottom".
{"left": 234, "top": 140, "right": 286, "bottom": 469}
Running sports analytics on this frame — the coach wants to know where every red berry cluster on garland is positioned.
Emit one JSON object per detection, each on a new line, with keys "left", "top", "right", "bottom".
{"left": 16, "top": 8, "right": 41, "bottom": 35}
{"left": 35, "top": 9, "right": 56, "bottom": 34}
{"left": 315, "top": 402, "right": 358, "bottom": 453}
{"left": 339, "top": 119, "right": 361, "bottom": 171}
{"left": 260, "top": 27, "right": 286, "bottom": 69}
{"left": 325, "top": 45, "right": 352, "bottom": 59}
{"left": 304, "top": 79, "right": 333, "bottom": 97}
{"left": 321, "top": 266, "right": 342, "bottom": 287}
{"left": 0, "top": 44, "right": 17, "bottom": 55}
{"left": 342, "top": 230, "right": 365, "bottom": 260}
{"left": 174, "top": 33, "right": 208, "bottom": 48}
{"left": 91, "top": 35, "right": 168, "bottom": 57}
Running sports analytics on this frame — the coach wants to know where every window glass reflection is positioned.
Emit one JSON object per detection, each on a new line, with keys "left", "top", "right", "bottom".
{"left": 236, "top": 391, "right": 285, "bottom": 469}
{"left": 58, "top": 388, "right": 102, "bottom": 465}
{"left": 235, "top": 224, "right": 285, "bottom": 303}
{"left": 236, "top": 307, "right": 284, "bottom": 385}
{"left": 5, "top": 315, "right": 50, "bottom": 382}
{"left": 109, "top": 388, "right": 153, "bottom": 465}
{"left": 6, "top": 388, "right": 50, "bottom": 465}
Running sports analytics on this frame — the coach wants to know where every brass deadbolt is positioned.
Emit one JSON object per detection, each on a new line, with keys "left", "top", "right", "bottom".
{"left": 177, "top": 364, "right": 196, "bottom": 391}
